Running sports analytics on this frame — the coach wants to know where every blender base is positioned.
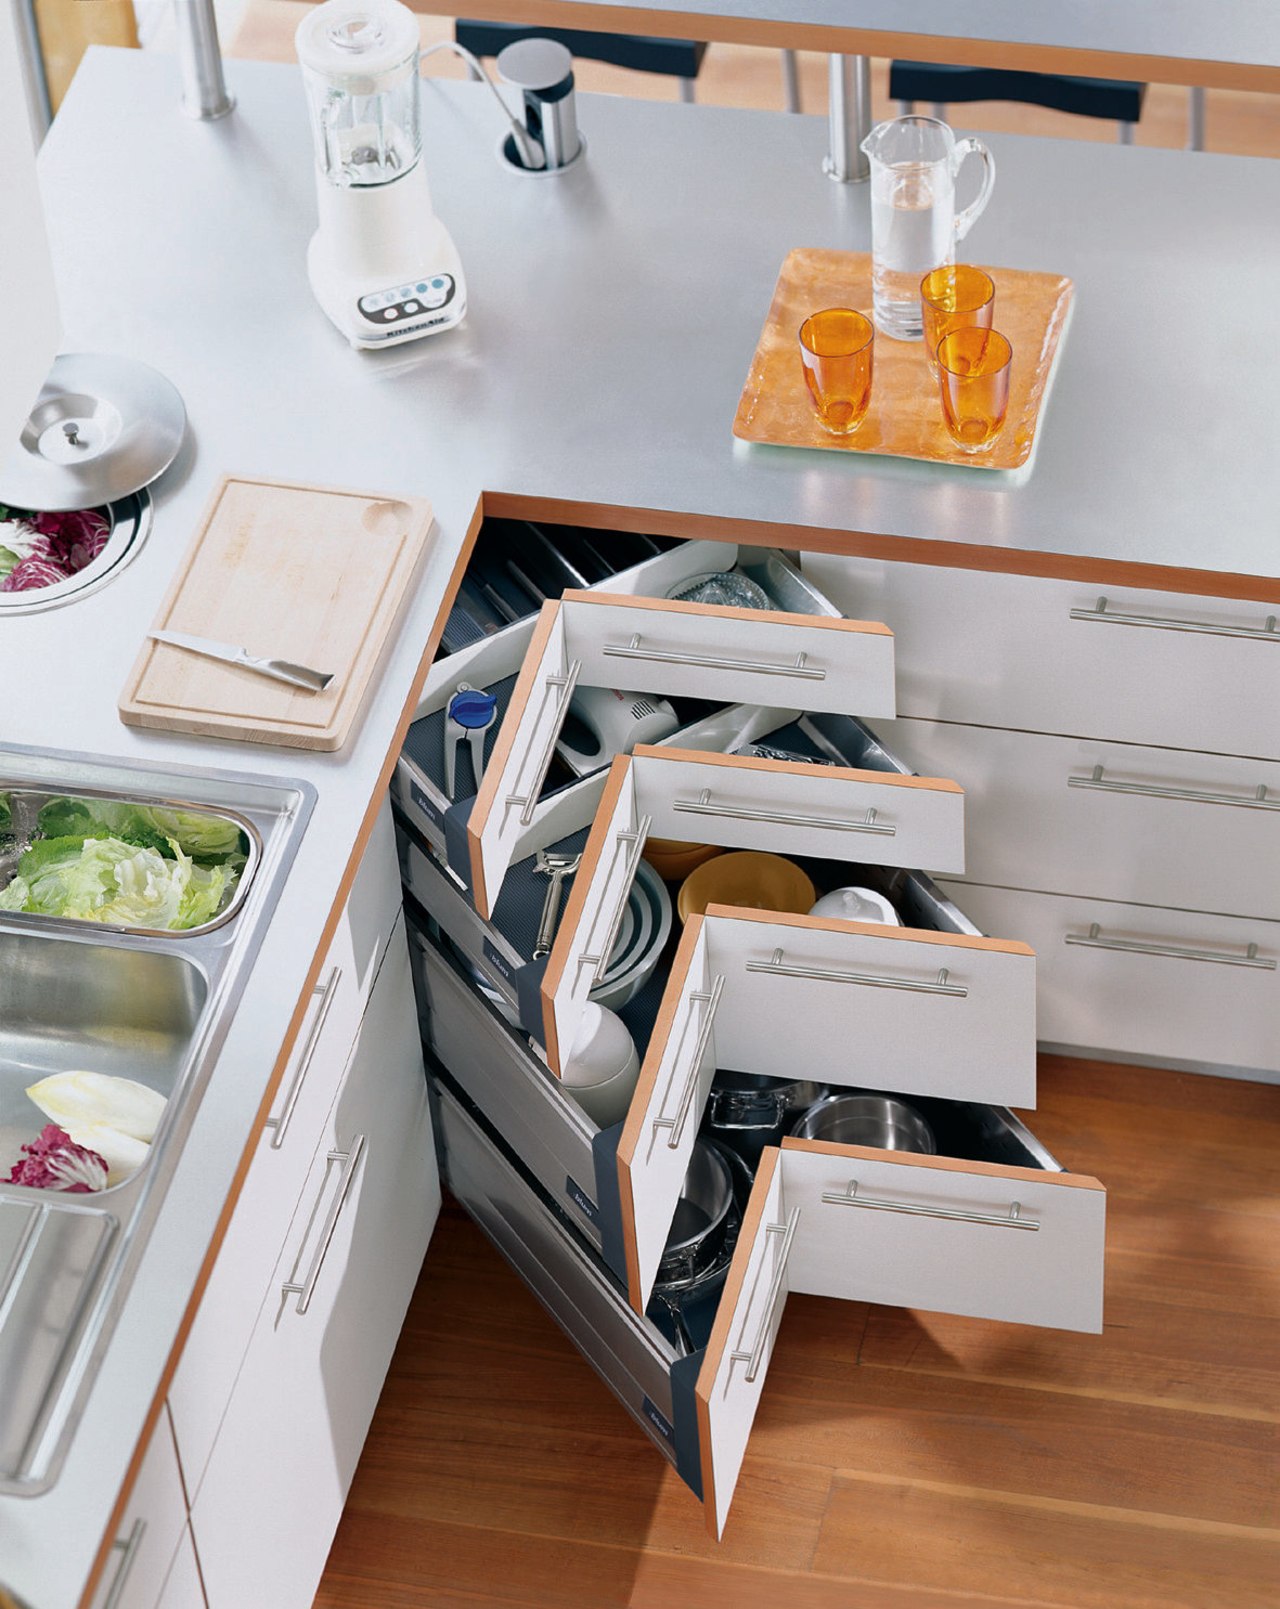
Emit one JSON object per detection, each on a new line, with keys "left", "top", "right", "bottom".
{"left": 306, "top": 228, "right": 467, "bottom": 351}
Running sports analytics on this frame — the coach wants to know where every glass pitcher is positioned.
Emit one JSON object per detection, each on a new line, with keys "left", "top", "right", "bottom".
{"left": 859, "top": 116, "right": 996, "bottom": 341}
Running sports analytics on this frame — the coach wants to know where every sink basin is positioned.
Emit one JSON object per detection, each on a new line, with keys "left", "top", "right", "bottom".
{"left": 0, "top": 745, "right": 314, "bottom": 1495}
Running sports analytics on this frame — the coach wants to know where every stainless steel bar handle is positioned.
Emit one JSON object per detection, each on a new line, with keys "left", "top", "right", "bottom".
{"left": 747, "top": 947, "right": 967, "bottom": 998}
{"left": 821, "top": 1179, "right": 1039, "bottom": 1231}
{"left": 174, "top": 0, "right": 235, "bottom": 121}
{"left": 575, "top": 813, "right": 653, "bottom": 982}
{"left": 651, "top": 975, "right": 724, "bottom": 1150}
{"left": 729, "top": 1208, "right": 800, "bottom": 1382}
{"left": 674, "top": 790, "right": 894, "bottom": 837}
{"left": 281, "top": 1135, "right": 367, "bottom": 1314}
{"left": 1065, "top": 922, "right": 1277, "bottom": 971}
{"left": 102, "top": 1518, "right": 147, "bottom": 1609}
{"left": 603, "top": 633, "right": 825, "bottom": 682}
{"left": 1068, "top": 764, "right": 1277, "bottom": 812}
{"left": 1069, "top": 596, "right": 1279, "bottom": 642}
{"left": 505, "top": 659, "right": 582, "bottom": 826}
{"left": 265, "top": 965, "right": 343, "bottom": 1150}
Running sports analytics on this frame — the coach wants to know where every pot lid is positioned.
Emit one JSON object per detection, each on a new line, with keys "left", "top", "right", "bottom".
{"left": 0, "top": 353, "right": 186, "bottom": 512}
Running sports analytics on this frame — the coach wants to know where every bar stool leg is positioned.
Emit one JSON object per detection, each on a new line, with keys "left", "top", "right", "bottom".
{"left": 781, "top": 48, "right": 801, "bottom": 113}
{"left": 1117, "top": 120, "right": 1135, "bottom": 144}
{"left": 679, "top": 77, "right": 695, "bottom": 104}
{"left": 1188, "top": 86, "right": 1206, "bottom": 151}
{"left": 930, "top": 101, "right": 947, "bottom": 121}
{"left": 896, "top": 100, "right": 913, "bottom": 116}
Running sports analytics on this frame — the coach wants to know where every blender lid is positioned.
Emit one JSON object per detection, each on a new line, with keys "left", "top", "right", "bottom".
{"left": 296, "top": 0, "right": 419, "bottom": 80}
{"left": 0, "top": 353, "right": 186, "bottom": 512}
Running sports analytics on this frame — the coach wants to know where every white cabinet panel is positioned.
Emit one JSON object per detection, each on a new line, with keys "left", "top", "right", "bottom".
{"left": 802, "top": 553, "right": 1280, "bottom": 759}
{"left": 155, "top": 1527, "right": 206, "bottom": 1609}
{"left": 90, "top": 1407, "right": 187, "bottom": 1609}
{"left": 191, "top": 927, "right": 439, "bottom": 1609}
{"left": 938, "top": 880, "right": 1280, "bottom": 1077}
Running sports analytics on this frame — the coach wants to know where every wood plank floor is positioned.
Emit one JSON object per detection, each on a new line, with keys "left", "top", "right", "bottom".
{"left": 316, "top": 1057, "right": 1279, "bottom": 1607}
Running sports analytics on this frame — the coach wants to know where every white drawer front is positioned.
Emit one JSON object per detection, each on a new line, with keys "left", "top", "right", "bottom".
{"left": 91, "top": 1407, "right": 188, "bottom": 1609}
{"left": 801, "top": 554, "right": 1280, "bottom": 758}
{"left": 938, "top": 881, "right": 1280, "bottom": 1077}
{"left": 874, "top": 718, "right": 1280, "bottom": 919}
{"left": 694, "top": 1149, "right": 792, "bottom": 1541}
{"left": 780, "top": 1139, "right": 1105, "bottom": 1333}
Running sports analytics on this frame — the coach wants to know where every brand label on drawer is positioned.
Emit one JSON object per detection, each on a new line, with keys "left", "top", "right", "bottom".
{"left": 410, "top": 780, "right": 444, "bottom": 830}
{"left": 482, "top": 939, "right": 518, "bottom": 989}
{"left": 642, "top": 1396, "right": 675, "bottom": 1445}
{"left": 565, "top": 1176, "right": 599, "bottom": 1225}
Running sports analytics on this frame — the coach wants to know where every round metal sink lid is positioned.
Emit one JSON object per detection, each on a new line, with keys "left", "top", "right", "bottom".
{"left": 0, "top": 353, "right": 185, "bottom": 511}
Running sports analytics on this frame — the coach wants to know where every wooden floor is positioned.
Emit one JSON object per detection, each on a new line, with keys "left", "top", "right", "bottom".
{"left": 315, "top": 1057, "right": 1279, "bottom": 1607}
{"left": 230, "top": 3, "right": 1280, "bottom": 159}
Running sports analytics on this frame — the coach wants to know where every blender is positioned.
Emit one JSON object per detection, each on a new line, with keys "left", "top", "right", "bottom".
{"left": 296, "top": 0, "right": 466, "bottom": 349}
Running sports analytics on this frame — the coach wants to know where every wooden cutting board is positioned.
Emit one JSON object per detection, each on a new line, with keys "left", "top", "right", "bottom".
{"left": 119, "top": 474, "right": 433, "bottom": 751}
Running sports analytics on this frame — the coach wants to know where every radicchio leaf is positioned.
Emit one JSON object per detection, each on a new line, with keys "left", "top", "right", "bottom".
{"left": 5, "top": 1123, "right": 109, "bottom": 1192}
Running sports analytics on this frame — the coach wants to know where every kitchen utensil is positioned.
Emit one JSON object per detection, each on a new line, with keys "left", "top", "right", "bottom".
{"left": 295, "top": 0, "right": 466, "bottom": 349}
{"left": 641, "top": 838, "right": 725, "bottom": 882}
{"left": 444, "top": 683, "right": 498, "bottom": 799}
{"left": 937, "top": 327, "right": 1014, "bottom": 454}
{"left": 921, "top": 263, "right": 996, "bottom": 377}
{"left": 556, "top": 684, "right": 680, "bottom": 777}
{"left": 734, "top": 249, "right": 1071, "bottom": 472}
{"left": 655, "top": 1139, "right": 737, "bottom": 1289}
{"left": 706, "top": 1070, "right": 829, "bottom": 1173}
{"left": 799, "top": 309, "right": 875, "bottom": 436}
{"left": 735, "top": 742, "right": 838, "bottom": 767}
{"left": 119, "top": 475, "right": 433, "bottom": 751}
{"left": 560, "top": 1002, "right": 640, "bottom": 1127}
{"left": 667, "top": 571, "right": 771, "bottom": 610}
{"left": 791, "top": 1093, "right": 937, "bottom": 1154}
{"left": 533, "top": 849, "right": 581, "bottom": 959}
{"left": 149, "top": 632, "right": 334, "bottom": 694}
{"left": 0, "top": 353, "right": 185, "bottom": 511}
{"left": 590, "top": 859, "right": 673, "bottom": 1011}
{"left": 808, "top": 886, "right": 902, "bottom": 926}
{"left": 860, "top": 115, "right": 995, "bottom": 341}
{"left": 676, "top": 850, "right": 816, "bottom": 924}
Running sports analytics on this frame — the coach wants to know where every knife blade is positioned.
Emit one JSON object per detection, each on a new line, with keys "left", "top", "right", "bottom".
{"left": 150, "top": 631, "right": 334, "bottom": 693}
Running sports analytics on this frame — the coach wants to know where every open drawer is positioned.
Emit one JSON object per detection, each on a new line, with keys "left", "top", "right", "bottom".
{"left": 541, "top": 745, "right": 967, "bottom": 1073}
{"left": 467, "top": 592, "right": 899, "bottom": 916}
{"left": 698, "top": 1137, "right": 1105, "bottom": 1538}
{"left": 617, "top": 903, "right": 1036, "bottom": 1311}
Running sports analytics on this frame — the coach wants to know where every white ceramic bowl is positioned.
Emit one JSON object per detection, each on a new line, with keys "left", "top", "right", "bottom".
{"left": 561, "top": 1003, "right": 641, "bottom": 1127}
{"left": 591, "top": 860, "right": 673, "bottom": 1011}
{"left": 808, "top": 886, "right": 901, "bottom": 926}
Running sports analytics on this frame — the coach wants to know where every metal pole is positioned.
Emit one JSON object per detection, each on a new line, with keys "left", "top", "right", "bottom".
{"left": 175, "top": 0, "right": 235, "bottom": 121}
{"left": 1187, "top": 86, "right": 1206, "bottom": 151}
{"left": 824, "top": 54, "right": 871, "bottom": 182}
{"left": 15, "top": 0, "right": 53, "bottom": 140}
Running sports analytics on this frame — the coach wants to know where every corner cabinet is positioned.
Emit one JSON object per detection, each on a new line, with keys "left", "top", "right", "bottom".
{"left": 161, "top": 803, "right": 440, "bottom": 1609}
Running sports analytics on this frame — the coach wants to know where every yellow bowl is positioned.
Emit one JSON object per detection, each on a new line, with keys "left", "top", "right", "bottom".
{"left": 676, "top": 851, "right": 816, "bottom": 924}
{"left": 642, "top": 838, "right": 726, "bottom": 883}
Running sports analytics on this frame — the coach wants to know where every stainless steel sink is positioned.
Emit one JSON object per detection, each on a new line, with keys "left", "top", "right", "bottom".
{"left": 0, "top": 745, "right": 314, "bottom": 1495}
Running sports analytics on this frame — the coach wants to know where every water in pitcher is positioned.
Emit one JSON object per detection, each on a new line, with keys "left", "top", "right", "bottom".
{"left": 870, "top": 163, "right": 953, "bottom": 341}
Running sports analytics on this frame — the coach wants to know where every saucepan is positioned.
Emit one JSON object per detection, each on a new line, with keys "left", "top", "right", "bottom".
{"left": 791, "top": 1092, "right": 937, "bottom": 1154}
{"left": 705, "top": 1071, "right": 829, "bottom": 1172}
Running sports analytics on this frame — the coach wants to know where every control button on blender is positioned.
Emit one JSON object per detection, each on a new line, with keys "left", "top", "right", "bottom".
{"left": 382, "top": 308, "right": 398, "bottom": 321}
{"left": 404, "top": 300, "right": 421, "bottom": 313}
{"left": 416, "top": 282, "right": 428, "bottom": 294}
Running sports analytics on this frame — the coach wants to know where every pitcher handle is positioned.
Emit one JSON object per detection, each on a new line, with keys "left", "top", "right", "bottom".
{"left": 952, "top": 136, "right": 996, "bottom": 243}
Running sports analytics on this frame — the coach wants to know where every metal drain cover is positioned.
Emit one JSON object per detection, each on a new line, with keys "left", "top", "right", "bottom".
{"left": 0, "top": 353, "right": 185, "bottom": 511}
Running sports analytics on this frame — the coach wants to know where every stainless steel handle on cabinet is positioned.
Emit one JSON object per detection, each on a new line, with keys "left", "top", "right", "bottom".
{"left": 281, "top": 1134, "right": 367, "bottom": 1314}
{"left": 575, "top": 813, "right": 653, "bottom": 982}
{"left": 504, "top": 659, "right": 582, "bottom": 827}
{"left": 729, "top": 1208, "right": 800, "bottom": 1382}
{"left": 603, "top": 632, "right": 826, "bottom": 681}
{"left": 265, "top": 965, "right": 343, "bottom": 1150}
{"left": 674, "top": 790, "right": 894, "bottom": 837}
{"left": 747, "top": 946, "right": 966, "bottom": 997}
{"left": 102, "top": 1519, "right": 146, "bottom": 1609}
{"left": 821, "top": 1179, "right": 1039, "bottom": 1230}
{"left": 1069, "top": 596, "right": 1279, "bottom": 641}
{"left": 651, "top": 974, "right": 724, "bottom": 1150}
{"left": 1065, "top": 922, "right": 1277, "bottom": 970}
{"left": 1068, "top": 765, "right": 1277, "bottom": 812}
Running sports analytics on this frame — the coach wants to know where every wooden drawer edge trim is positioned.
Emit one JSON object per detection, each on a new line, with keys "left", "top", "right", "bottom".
{"left": 704, "top": 904, "right": 1035, "bottom": 959}
{"left": 636, "top": 743, "right": 962, "bottom": 794}
{"left": 781, "top": 1135, "right": 1105, "bottom": 1193}
{"left": 563, "top": 587, "right": 892, "bottom": 637}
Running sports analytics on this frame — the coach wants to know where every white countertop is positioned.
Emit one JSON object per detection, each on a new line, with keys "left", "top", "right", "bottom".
{"left": 3, "top": 46, "right": 1278, "bottom": 1608}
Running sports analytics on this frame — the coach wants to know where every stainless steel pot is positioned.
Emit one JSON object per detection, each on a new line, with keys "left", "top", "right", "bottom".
{"left": 790, "top": 1093, "right": 937, "bottom": 1154}
{"left": 655, "top": 1139, "right": 736, "bottom": 1289}
{"left": 706, "top": 1071, "right": 829, "bottom": 1173}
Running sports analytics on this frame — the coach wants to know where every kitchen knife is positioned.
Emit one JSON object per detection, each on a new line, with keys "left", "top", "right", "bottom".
{"left": 150, "top": 630, "right": 334, "bottom": 693}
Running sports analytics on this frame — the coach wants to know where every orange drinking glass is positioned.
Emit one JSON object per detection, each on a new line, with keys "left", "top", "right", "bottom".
{"left": 920, "top": 264, "right": 995, "bottom": 377}
{"left": 799, "top": 309, "right": 874, "bottom": 435}
{"left": 936, "top": 327, "right": 1013, "bottom": 454}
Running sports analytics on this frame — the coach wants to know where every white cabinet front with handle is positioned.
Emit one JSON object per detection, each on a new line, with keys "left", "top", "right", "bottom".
{"left": 89, "top": 1407, "right": 188, "bottom": 1609}
{"left": 190, "top": 924, "right": 439, "bottom": 1609}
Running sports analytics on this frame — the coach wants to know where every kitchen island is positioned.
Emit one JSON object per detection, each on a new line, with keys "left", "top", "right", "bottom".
{"left": 1, "top": 46, "right": 1277, "bottom": 1608}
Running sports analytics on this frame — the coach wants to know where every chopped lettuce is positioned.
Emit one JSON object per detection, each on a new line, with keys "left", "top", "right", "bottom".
{"left": 0, "top": 833, "right": 237, "bottom": 930}
{"left": 36, "top": 797, "right": 247, "bottom": 864}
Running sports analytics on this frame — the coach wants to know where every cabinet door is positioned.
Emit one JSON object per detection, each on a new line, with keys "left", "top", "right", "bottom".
{"left": 155, "top": 1527, "right": 207, "bottom": 1609}
{"left": 191, "top": 926, "right": 439, "bottom": 1609}
{"left": 467, "top": 590, "right": 898, "bottom": 914}
{"left": 169, "top": 803, "right": 402, "bottom": 1500}
{"left": 90, "top": 1406, "right": 188, "bottom": 1609}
